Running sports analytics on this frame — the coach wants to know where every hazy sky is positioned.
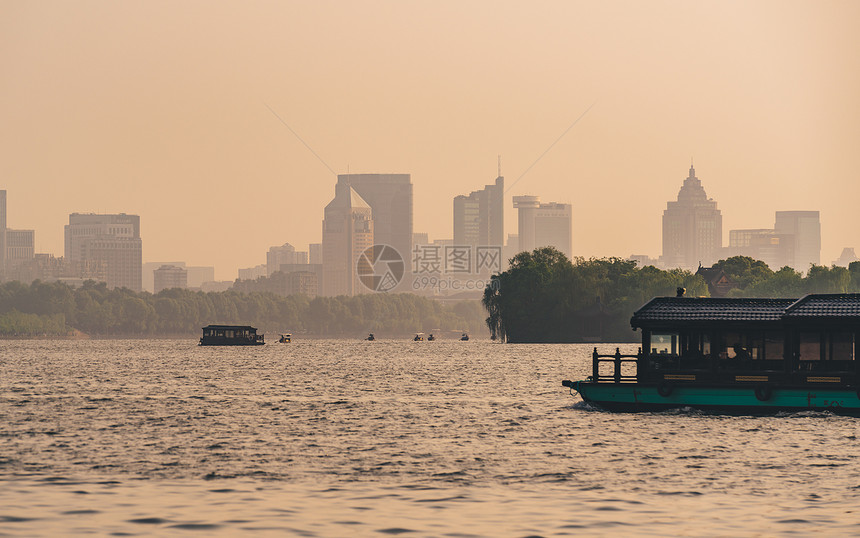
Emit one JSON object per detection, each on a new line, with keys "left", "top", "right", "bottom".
{"left": 2, "top": 1, "right": 858, "bottom": 279}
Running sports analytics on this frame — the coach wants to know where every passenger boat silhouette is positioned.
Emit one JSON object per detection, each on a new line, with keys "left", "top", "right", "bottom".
{"left": 199, "top": 325, "right": 265, "bottom": 346}
{"left": 563, "top": 292, "right": 860, "bottom": 414}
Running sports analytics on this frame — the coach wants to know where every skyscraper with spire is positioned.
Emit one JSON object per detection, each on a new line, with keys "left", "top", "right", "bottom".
{"left": 661, "top": 164, "right": 722, "bottom": 270}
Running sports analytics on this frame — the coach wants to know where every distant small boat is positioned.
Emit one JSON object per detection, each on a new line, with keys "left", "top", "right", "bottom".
{"left": 366, "top": 333, "right": 375, "bottom": 341}
{"left": 460, "top": 333, "right": 469, "bottom": 341}
{"left": 199, "top": 325, "right": 265, "bottom": 346}
{"left": 278, "top": 333, "right": 292, "bottom": 343}
{"left": 413, "top": 333, "right": 424, "bottom": 342}
{"left": 427, "top": 334, "right": 435, "bottom": 341}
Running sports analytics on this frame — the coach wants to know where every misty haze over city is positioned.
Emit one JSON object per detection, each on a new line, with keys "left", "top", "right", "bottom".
{"left": 4, "top": 3, "right": 860, "bottom": 536}
{"left": 2, "top": 1, "right": 858, "bottom": 283}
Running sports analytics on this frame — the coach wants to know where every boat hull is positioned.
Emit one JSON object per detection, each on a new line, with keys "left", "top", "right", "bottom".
{"left": 571, "top": 381, "right": 860, "bottom": 415}
{"left": 199, "top": 338, "right": 265, "bottom": 346}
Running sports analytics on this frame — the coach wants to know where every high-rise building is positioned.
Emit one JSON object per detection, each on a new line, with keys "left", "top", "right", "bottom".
{"left": 453, "top": 175, "right": 504, "bottom": 247}
{"left": 267, "top": 243, "right": 297, "bottom": 276}
{"left": 724, "top": 229, "right": 794, "bottom": 270}
{"left": 336, "top": 174, "right": 412, "bottom": 261}
{"left": 513, "top": 196, "right": 572, "bottom": 259}
{"left": 289, "top": 271, "right": 318, "bottom": 297}
{"left": 503, "top": 233, "right": 520, "bottom": 268}
{"left": 453, "top": 195, "right": 479, "bottom": 245}
{"left": 661, "top": 165, "right": 722, "bottom": 270}
{"left": 186, "top": 266, "right": 215, "bottom": 288}
{"left": 64, "top": 213, "right": 142, "bottom": 291}
{"left": 774, "top": 211, "right": 820, "bottom": 273}
{"left": 309, "top": 243, "right": 323, "bottom": 265}
{"left": 5, "top": 229, "right": 34, "bottom": 268}
{"left": 280, "top": 263, "right": 322, "bottom": 297}
{"left": 153, "top": 264, "right": 187, "bottom": 293}
{"left": 143, "top": 261, "right": 184, "bottom": 292}
{"left": 322, "top": 182, "right": 374, "bottom": 296}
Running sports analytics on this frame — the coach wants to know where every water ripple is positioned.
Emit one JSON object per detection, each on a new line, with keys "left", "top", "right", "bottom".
{"left": 1, "top": 340, "right": 859, "bottom": 535}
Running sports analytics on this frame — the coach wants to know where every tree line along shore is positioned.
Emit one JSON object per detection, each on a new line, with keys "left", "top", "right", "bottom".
{"left": 482, "top": 248, "right": 860, "bottom": 343}
{"left": 0, "top": 281, "right": 485, "bottom": 338}
{"left": 1, "top": 252, "right": 857, "bottom": 341}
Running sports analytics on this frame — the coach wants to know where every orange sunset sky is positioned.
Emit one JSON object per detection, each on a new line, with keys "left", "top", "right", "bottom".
{"left": 2, "top": 1, "right": 858, "bottom": 279}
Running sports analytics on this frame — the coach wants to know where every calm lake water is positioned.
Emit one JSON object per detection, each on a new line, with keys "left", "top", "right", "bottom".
{"left": 1, "top": 339, "right": 859, "bottom": 536}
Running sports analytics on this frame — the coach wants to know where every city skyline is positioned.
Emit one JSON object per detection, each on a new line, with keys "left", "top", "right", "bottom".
{"left": 0, "top": 161, "right": 842, "bottom": 286}
{"left": 2, "top": 2, "right": 859, "bottom": 279}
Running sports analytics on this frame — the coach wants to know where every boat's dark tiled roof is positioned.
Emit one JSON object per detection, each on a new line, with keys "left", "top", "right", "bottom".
{"left": 631, "top": 297, "right": 796, "bottom": 326}
{"left": 632, "top": 294, "right": 860, "bottom": 327}
{"left": 784, "top": 294, "right": 860, "bottom": 318}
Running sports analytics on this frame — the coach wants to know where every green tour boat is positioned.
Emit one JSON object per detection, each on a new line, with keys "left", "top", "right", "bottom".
{"left": 562, "top": 291, "right": 860, "bottom": 414}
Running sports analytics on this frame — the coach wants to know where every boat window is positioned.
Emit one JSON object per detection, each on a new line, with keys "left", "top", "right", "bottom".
{"left": 718, "top": 332, "right": 756, "bottom": 360}
{"left": 681, "top": 332, "right": 710, "bottom": 358}
{"left": 650, "top": 333, "right": 677, "bottom": 355}
{"left": 723, "top": 332, "right": 741, "bottom": 358}
{"left": 225, "top": 330, "right": 234, "bottom": 338}
{"left": 799, "top": 332, "right": 821, "bottom": 361}
{"left": 764, "top": 332, "right": 784, "bottom": 360}
{"left": 828, "top": 332, "right": 854, "bottom": 361}
{"left": 748, "top": 334, "right": 763, "bottom": 360}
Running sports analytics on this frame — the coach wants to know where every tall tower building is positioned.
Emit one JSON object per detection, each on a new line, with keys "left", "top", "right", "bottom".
{"left": 513, "top": 195, "right": 572, "bottom": 259}
{"left": 322, "top": 182, "right": 374, "bottom": 296}
{"left": 453, "top": 175, "right": 504, "bottom": 247}
{"left": 774, "top": 211, "right": 820, "bottom": 273}
{"left": 64, "top": 213, "right": 142, "bottom": 291}
{"left": 662, "top": 165, "right": 722, "bottom": 270}
{"left": 336, "top": 174, "right": 412, "bottom": 261}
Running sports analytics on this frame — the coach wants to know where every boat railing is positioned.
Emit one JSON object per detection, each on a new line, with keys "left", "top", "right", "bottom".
{"left": 592, "top": 347, "right": 641, "bottom": 383}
